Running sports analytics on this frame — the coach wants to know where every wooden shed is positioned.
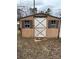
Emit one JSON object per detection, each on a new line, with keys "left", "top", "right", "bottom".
{"left": 19, "top": 13, "right": 61, "bottom": 39}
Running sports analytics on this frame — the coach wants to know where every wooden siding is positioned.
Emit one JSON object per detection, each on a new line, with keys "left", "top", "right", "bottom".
{"left": 47, "top": 28, "right": 58, "bottom": 38}
{"left": 21, "top": 29, "right": 33, "bottom": 38}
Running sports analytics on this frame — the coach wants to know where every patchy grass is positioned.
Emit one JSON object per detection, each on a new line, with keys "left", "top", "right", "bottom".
{"left": 17, "top": 33, "right": 61, "bottom": 59}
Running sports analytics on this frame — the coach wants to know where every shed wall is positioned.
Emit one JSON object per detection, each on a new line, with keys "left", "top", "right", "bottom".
{"left": 47, "top": 28, "right": 58, "bottom": 38}
{"left": 21, "top": 29, "right": 33, "bottom": 38}
{"left": 21, "top": 28, "right": 58, "bottom": 38}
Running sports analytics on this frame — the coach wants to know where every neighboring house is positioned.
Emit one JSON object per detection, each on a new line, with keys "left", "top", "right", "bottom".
{"left": 19, "top": 12, "right": 61, "bottom": 39}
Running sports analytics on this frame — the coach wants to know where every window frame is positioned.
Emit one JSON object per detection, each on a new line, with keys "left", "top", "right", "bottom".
{"left": 48, "top": 20, "right": 57, "bottom": 28}
{"left": 22, "top": 20, "right": 33, "bottom": 28}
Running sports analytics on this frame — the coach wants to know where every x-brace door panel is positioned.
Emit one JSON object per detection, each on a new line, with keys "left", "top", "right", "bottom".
{"left": 34, "top": 18, "right": 46, "bottom": 37}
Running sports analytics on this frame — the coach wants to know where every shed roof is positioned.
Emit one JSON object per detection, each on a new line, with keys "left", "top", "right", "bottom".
{"left": 19, "top": 13, "right": 61, "bottom": 20}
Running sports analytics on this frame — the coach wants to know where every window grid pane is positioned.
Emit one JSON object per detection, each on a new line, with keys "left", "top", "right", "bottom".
{"left": 22, "top": 20, "right": 32, "bottom": 28}
{"left": 48, "top": 20, "right": 57, "bottom": 28}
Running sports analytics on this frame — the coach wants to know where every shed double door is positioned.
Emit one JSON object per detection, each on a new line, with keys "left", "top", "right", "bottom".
{"left": 34, "top": 18, "right": 47, "bottom": 37}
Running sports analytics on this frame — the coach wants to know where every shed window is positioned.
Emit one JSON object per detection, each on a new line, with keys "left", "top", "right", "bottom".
{"left": 48, "top": 20, "right": 57, "bottom": 28}
{"left": 22, "top": 20, "right": 32, "bottom": 28}
{"left": 51, "top": 20, "right": 56, "bottom": 24}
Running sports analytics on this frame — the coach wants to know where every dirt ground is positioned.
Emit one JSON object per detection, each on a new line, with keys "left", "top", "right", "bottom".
{"left": 17, "top": 34, "right": 61, "bottom": 59}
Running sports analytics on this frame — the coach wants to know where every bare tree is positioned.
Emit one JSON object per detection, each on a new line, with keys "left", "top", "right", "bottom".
{"left": 55, "top": 9, "right": 61, "bottom": 17}
{"left": 45, "top": 8, "right": 52, "bottom": 15}
{"left": 17, "top": 9, "right": 23, "bottom": 19}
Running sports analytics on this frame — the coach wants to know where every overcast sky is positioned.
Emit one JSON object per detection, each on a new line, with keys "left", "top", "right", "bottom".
{"left": 17, "top": 0, "right": 61, "bottom": 16}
